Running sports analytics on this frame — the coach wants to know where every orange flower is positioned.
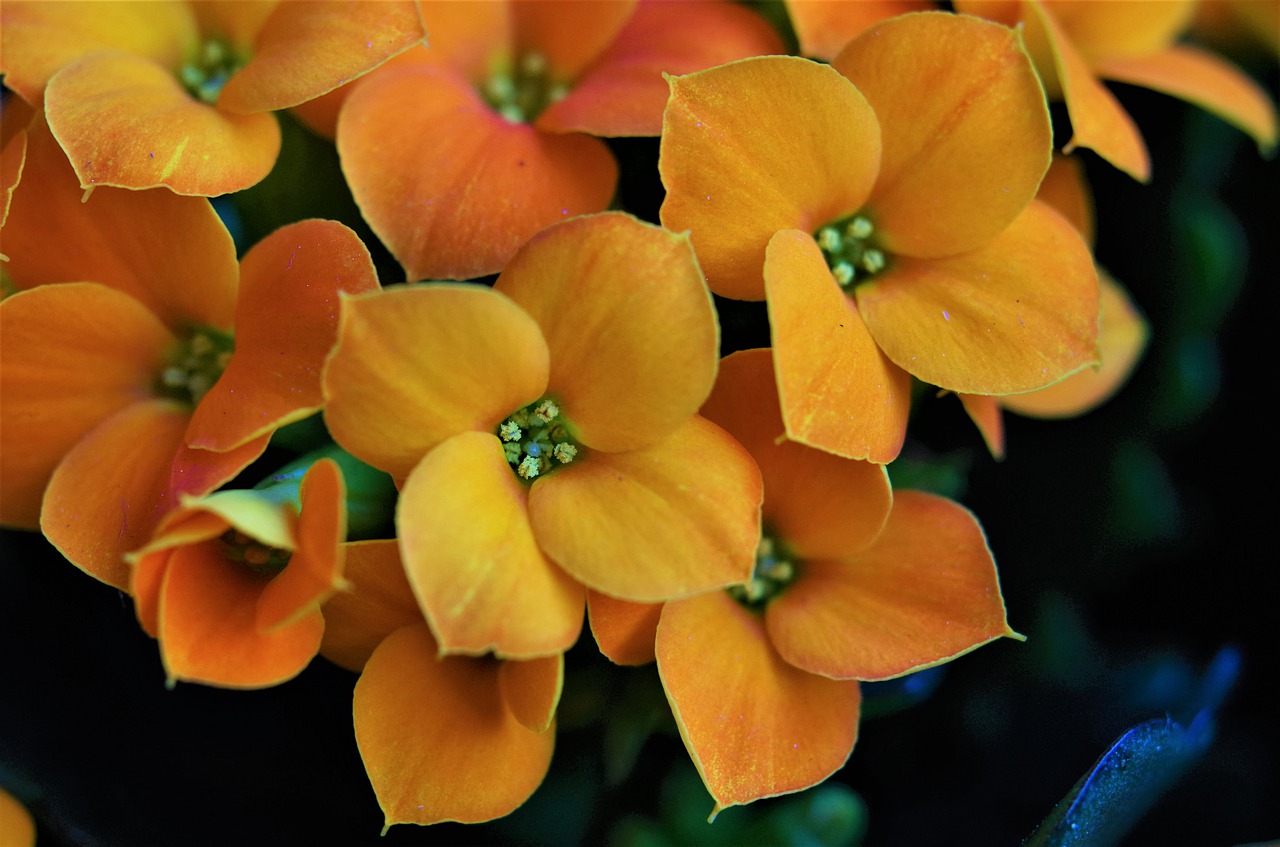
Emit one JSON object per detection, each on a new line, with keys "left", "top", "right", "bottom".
{"left": 334, "top": 0, "right": 782, "bottom": 280}
{"left": 0, "top": 0, "right": 425, "bottom": 194}
{"left": 322, "top": 212, "right": 763, "bottom": 659}
{"left": 596, "top": 349, "right": 1017, "bottom": 812}
{"left": 659, "top": 12, "right": 1100, "bottom": 463}
{"left": 321, "top": 540, "right": 558, "bottom": 828}
{"left": 784, "top": 0, "right": 934, "bottom": 61}
{"left": 954, "top": 0, "right": 1278, "bottom": 181}
{"left": 0, "top": 116, "right": 379, "bottom": 587}
{"left": 127, "top": 458, "right": 346, "bottom": 688}
{"left": 0, "top": 786, "right": 35, "bottom": 847}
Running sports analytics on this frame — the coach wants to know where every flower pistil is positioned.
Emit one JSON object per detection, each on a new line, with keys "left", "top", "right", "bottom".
{"left": 815, "top": 213, "right": 887, "bottom": 290}
{"left": 497, "top": 397, "right": 582, "bottom": 481}
{"left": 179, "top": 38, "right": 244, "bottom": 104}
{"left": 483, "top": 52, "right": 570, "bottom": 124}
{"left": 729, "top": 532, "right": 798, "bottom": 608}
{"left": 154, "top": 324, "right": 234, "bottom": 407}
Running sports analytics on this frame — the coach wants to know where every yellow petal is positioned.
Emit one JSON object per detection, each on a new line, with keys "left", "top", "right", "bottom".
{"left": 355, "top": 624, "right": 555, "bottom": 827}
{"left": 657, "top": 591, "right": 861, "bottom": 812}
{"left": 528, "top": 415, "right": 761, "bottom": 603}
{"left": 765, "top": 229, "right": 911, "bottom": 463}
{"left": 398, "top": 431, "right": 584, "bottom": 659}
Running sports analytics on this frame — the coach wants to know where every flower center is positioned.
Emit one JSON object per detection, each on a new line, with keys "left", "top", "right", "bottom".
{"left": 482, "top": 51, "right": 570, "bottom": 123}
{"left": 154, "top": 324, "right": 234, "bottom": 408}
{"left": 219, "top": 529, "right": 291, "bottom": 578}
{"left": 179, "top": 38, "right": 243, "bottom": 104}
{"left": 496, "top": 397, "right": 582, "bottom": 482}
{"left": 728, "top": 532, "right": 798, "bottom": 609}
{"left": 814, "top": 213, "right": 888, "bottom": 290}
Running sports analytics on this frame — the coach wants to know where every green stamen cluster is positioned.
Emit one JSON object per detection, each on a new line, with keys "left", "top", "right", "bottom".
{"left": 220, "top": 530, "right": 290, "bottom": 578}
{"left": 483, "top": 51, "right": 570, "bottom": 123}
{"left": 729, "top": 534, "right": 798, "bottom": 609}
{"left": 815, "top": 213, "right": 886, "bottom": 290}
{"left": 497, "top": 398, "right": 581, "bottom": 482}
{"left": 179, "top": 38, "right": 242, "bottom": 104}
{"left": 154, "top": 325, "right": 234, "bottom": 407}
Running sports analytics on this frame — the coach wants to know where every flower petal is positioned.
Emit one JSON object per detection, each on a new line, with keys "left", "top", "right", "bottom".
{"left": 337, "top": 63, "right": 617, "bottom": 280}
{"left": 1037, "top": 153, "right": 1095, "bottom": 244}
{"left": 765, "top": 229, "right": 911, "bottom": 463}
{"left": 319, "top": 540, "right": 420, "bottom": 673}
{"left": 0, "top": 121, "right": 28, "bottom": 228}
{"left": 700, "top": 348, "right": 893, "bottom": 559}
{"left": 494, "top": 212, "right": 718, "bottom": 452}
{"left": 855, "top": 200, "right": 1100, "bottom": 395}
{"left": 44, "top": 50, "right": 281, "bottom": 195}
{"left": 1001, "top": 272, "right": 1147, "bottom": 418}
{"left": 1039, "top": 0, "right": 1196, "bottom": 61}
{"left": 786, "top": 0, "right": 931, "bottom": 62}
{"left": 1021, "top": 0, "right": 1150, "bottom": 181}
{"left": 529, "top": 415, "right": 761, "bottom": 603}
{"left": 257, "top": 459, "right": 348, "bottom": 632}
{"left": 657, "top": 591, "right": 861, "bottom": 812}
{"left": 586, "top": 590, "right": 661, "bottom": 666}
{"left": 399, "top": 432, "right": 584, "bottom": 658}
{"left": 0, "top": 283, "right": 170, "bottom": 528}
{"left": 41, "top": 401, "right": 265, "bottom": 589}
{"left": 187, "top": 219, "right": 380, "bottom": 452}
{"left": 322, "top": 284, "right": 549, "bottom": 481}
{"left": 958, "top": 393, "right": 1006, "bottom": 460}
{"left": 513, "top": 0, "right": 636, "bottom": 81}
{"left": 131, "top": 509, "right": 229, "bottom": 637}
{"left": 499, "top": 653, "right": 564, "bottom": 734}
{"left": 538, "top": 0, "right": 784, "bottom": 137}
{"left": 218, "top": 0, "right": 426, "bottom": 113}
{"left": 766, "top": 490, "right": 1017, "bottom": 680}
{"left": 157, "top": 538, "right": 325, "bottom": 688}
{"left": 354, "top": 623, "right": 555, "bottom": 827}
{"left": 659, "top": 55, "right": 881, "bottom": 300}
{"left": 1095, "top": 45, "right": 1278, "bottom": 154}
{"left": 0, "top": 0, "right": 196, "bottom": 105}
{"left": 833, "top": 11, "right": 1052, "bottom": 258}
{"left": 2, "top": 114, "right": 238, "bottom": 331}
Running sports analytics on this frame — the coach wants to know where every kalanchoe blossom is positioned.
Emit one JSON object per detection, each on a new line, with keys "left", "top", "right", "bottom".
{"left": 594, "top": 349, "right": 1018, "bottom": 812}
{"left": 0, "top": 0, "right": 426, "bottom": 195}
{"left": 127, "top": 458, "right": 347, "bottom": 688}
{"left": 954, "top": 0, "right": 1278, "bottom": 181}
{"left": 321, "top": 541, "right": 559, "bottom": 829}
{"left": 333, "top": 0, "right": 782, "bottom": 280}
{"left": 322, "top": 212, "right": 763, "bottom": 659}
{"left": 784, "top": 0, "right": 933, "bottom": 61}
{"left": 0, "top": 117, "right": 380, "bottom": 586}
{"left": 659, "top": 12, "right": 1100, "bottom": 463}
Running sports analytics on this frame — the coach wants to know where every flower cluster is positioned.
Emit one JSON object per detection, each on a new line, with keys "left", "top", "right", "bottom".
{"left": 1, "top": 0, "right": 1273, "bottom": 836}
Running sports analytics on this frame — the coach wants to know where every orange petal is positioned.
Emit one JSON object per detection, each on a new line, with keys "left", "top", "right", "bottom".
{"left": 764, "top": 229, "right": 911, "bottom": 463}
{"left": 833, "top": 12, "right": 1051, "bottom": 259}
{"left": 1037, "top": 153, "right": 1095, "bottom": 245}
{"left": 538, "top": 0, "right": 784, "bottom": 137}
{"left": 513, "top": 0, "right": 636, "bottom": 81}
{"left": 44, "top": 50, "right": 280, "bottom": 195}
{"left": 0, "top": 283, "right": 170, "bottom": 529}
{"left": 1039, "top": 0, "right": 1196, "bottom": 62}
{"left": 586, "top": 590, "right": 662, "bottom": 666}
{"left": 398, "top": 431, "right": 585, "bottom": 658}
{"left": 354, "top": 623, "right": 555, "bottom": 827}
{"left": 41, "top": 401, "right": 264, "bottom": 589}
{"left": 191, "top": 1, "right": 275, "bottom": 55}
{"left": 494, "top": 213, "right": 718, "bottom": 452}
{"left": 786, "top": 0, "right": 932, "bottom": 61}
{"left": 657, "top": 591, "right": 861, "bottom": 812}
{"left": 158, "top": 539, "right": 324, "bottom": 687}
{"left": 0, "top": 785, "right": 35, "bottom": 847}
{"left": 322, "top": 284, "right": 549, "bottom": 480}
{"left": 659, "top": 55, "right": 881, "bottom": 300}
{"left": 217, "top": 0, "right": 426, "bottom": 113}
{"left": 856, "top": 200, "right": 1100, "bottom": 395}
{"left": 1095, "top": 45, "right": 1278, "bottom": 153}
{"left": 186, "top": 219, "right": 380, "bottom": 452}
{"left": 499, "top": 653, "right": 564, "bottom": 733}
{"left": 131, "top": 509, "right": 230, "bottom": 638}
{"left": 1022, "top": 0, "right": 1151, "bottom": 181}
{"left": 2, "top": 114, "right": 238, "bottom": 331}
{"left": 256, "top": 459, "right": 348, "bottom": 632}
{"left": 0, "top": 0, "right": 196, "bottom": 105}
{"left": 529, "top": 415, "right": 761, "bottom": 603}
{"left": 416, "top": 4, "right": 511, "bottom": 83}
{"left": 700, "top": 348, "right": 893, "bottom": 558}
{"left": 958, "top": 393, "right": 1007, "bottom": 460}
{"left": 0, "top": 121, "right": 28, "bottom": 229}
{"left": 767, "top": 491, "right": 1017, "bottom": 680}
{"left": 337, "top": 62, "right": 617, "bottom": 280}
{"left": 320, "top": 540, "right": 421, "bottom": 673}
{"left": 1001, "top": 272, "right": 1148, "bottom": 418}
